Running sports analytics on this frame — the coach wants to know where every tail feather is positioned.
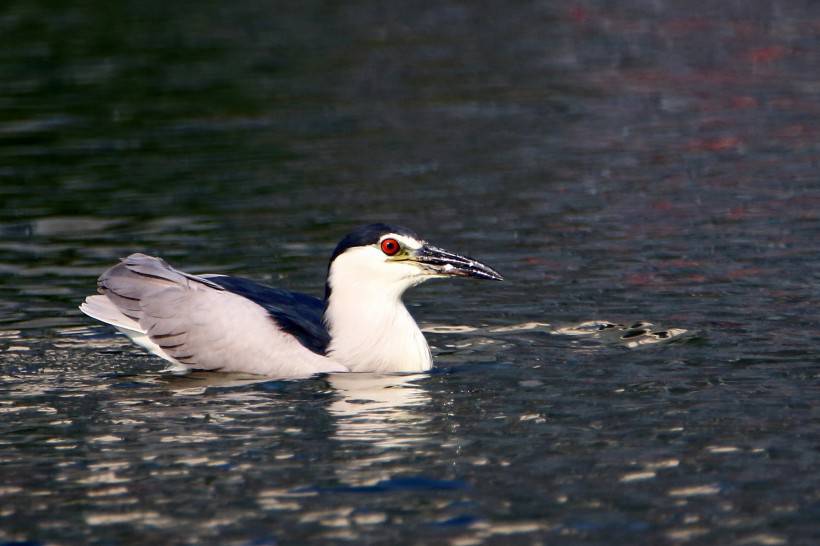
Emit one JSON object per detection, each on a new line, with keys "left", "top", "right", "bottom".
{"left": 80, "top": 295, "right": 182, "bottom": 366}
{"left": 80, "top": 295, "right": 144, "bottom": 334}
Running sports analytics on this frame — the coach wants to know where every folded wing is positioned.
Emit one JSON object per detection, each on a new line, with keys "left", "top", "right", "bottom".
{"left": 80, "top": 253, "right": 347, "bottom": 377}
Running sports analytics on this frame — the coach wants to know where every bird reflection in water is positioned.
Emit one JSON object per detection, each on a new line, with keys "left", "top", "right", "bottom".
{"left": 155, "top": 370, "right": 432, "bottom": 486}
{"left": 327, "top": 373, "right": 431, "bottom": 486}
{"left": 156, "top": 371, "right": 430, "bottom": 441}
{"left": 157, "top": 370, "right": 277, "bottom": 396}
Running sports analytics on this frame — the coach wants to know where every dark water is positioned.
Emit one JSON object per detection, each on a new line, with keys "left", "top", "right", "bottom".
{"left": 2, "top": 1, "right": 819, "bottom": 544}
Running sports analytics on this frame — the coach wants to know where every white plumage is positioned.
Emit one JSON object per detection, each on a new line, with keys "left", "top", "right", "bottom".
{"left": 325, "top": 245, "right": 433, "bottom": 373}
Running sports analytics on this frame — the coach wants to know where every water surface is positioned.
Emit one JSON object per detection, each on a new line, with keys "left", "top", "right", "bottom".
{"left": 1, "top": 1, "right": 819, "bottom": 544}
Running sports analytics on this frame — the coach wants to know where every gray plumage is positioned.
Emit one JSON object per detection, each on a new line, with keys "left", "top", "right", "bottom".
{"left": 83, "top": 253, "right": 345, "bottom": 377}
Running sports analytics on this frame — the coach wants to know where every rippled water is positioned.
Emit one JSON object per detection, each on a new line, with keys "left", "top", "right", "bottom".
{"left": 2, "top": 1, "right": 819, "bottom": 544}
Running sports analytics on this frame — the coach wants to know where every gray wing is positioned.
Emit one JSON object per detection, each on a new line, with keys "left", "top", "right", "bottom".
{"left": 96, "top": 254, "right": 346, "bottom": 376}
{"left": 203, "top": 275, "right": 330, "bottom": 355}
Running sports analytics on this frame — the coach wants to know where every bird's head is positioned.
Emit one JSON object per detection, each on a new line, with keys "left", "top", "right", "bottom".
{"left": 325, "top": 223, "right": 502, "bottom": 300}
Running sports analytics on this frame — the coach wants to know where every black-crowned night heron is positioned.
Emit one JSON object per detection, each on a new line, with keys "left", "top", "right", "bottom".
{"left": 80, "top": 223, "right": 503, "bottom": 377}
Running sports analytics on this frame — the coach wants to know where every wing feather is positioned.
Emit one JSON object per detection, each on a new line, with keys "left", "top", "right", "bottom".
{"left": 85, "top": 254, "right": 347, "bottom": 377}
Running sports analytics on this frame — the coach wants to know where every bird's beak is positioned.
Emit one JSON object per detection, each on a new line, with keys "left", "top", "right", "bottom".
{"left": 409, "top": 244, "right": 504, "bottom": 281}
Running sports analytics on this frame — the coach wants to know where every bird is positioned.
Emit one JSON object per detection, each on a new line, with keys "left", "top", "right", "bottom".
{"left": 80, "top": 223, "right": 503, "bottom": 378}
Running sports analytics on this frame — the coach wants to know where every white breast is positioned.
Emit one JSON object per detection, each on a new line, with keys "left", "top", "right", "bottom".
{"left": 326, "top": 296, "right": 432, "bottom": 373}
{"left": 324, "top": 247, "right": 433, "bottom": 373}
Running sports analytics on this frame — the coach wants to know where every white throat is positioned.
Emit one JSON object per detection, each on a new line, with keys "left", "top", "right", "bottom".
{"left": 323, "top": 248, "right": 432, "bottom": 373}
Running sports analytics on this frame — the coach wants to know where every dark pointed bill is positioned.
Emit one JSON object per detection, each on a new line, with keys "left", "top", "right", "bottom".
{"left": 411, "top": 245, "right": 503, "bottom": 281}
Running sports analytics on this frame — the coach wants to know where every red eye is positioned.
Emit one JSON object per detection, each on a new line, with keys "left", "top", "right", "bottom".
{"left": 380, "top": 238, "right": 400, "bottom": 256}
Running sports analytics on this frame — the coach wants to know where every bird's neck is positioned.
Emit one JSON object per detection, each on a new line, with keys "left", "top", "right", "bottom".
{"left": 324, "top": 283, "right": 432, "bottom": 373}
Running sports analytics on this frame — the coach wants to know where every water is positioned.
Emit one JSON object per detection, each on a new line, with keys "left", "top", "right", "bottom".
{"left": 1, "top": 0, "right": 819, "bottom": 544}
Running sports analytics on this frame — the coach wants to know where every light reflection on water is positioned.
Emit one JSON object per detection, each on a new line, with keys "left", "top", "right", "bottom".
{"left": 329, "top": 373, "right": 431, "bottom": 486}
{"left": 329, "top": 373, "right": 430, "bottom": 446}
{"left": 2, "top": 0, "right": 820, "bottom": 543}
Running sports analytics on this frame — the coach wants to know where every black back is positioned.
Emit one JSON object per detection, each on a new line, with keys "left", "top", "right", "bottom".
{"left": 208, "top": 275, "right": 330, "bottom": 355}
